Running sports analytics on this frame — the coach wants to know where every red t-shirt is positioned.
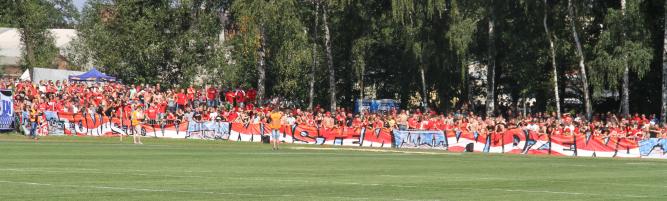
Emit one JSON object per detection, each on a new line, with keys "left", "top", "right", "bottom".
{"left": 408, "top": 118, "right": 418, "bottom": 129}
{"left": 245, "top": 103, "right": 254, "bottom": 111}
{"left": 55, "top": 102, "right": 65, "bottom": 112}
{"left": 94, "top": 94, "right": 104, "bottom": 106}
{"left": 225, "top": 91, "right": 235, "bottom": 103}
{"left": 235, "top": 90, "right": 245, "bottom": 103}
{"left": 38, "top": 103, "right": 48, "bottom": 111}
{"left": 115, "top": 107, "right": 122, "bottom": 118}
{"left": 246, "top": 89, "right": 257, "bottom": 101}
{"left": 176, "top": 93, "right": 187, "bottom": 105}
{"left": 166, "top": 113, "right": 176, "bottom": 121}
{"left": 47, "top": 85, "right": 57, "bottom": 93}
{"left": 373, "top": 120, "right": 383, "bottom": 128}
{"left": 202, "top": 113, "right": 210, "bottom": 121}
{"left": 207, "top": 88, "right": 218, "bottom": 100}
{"left": 352, "top": 118, "right": 362, "bottom": 128}
{"left": 48, "top": 100, "right": 56, "bottom": 111}
{"left": 336, "top": 116, "right": 345, "bottom": 126}
{"left": 158, "top": 102, "right": 167, "bottom": 114}
{"left": 146, "top": 107, "right": 157, "bottom": 120}
{"left": 427, "top": 120, "right": 436, "bottom": 130}
{"left": 227, "top": 112, "right": 238, "bottom": 122}
{"left": 187, "top": 88, "right": 195, "bottom": 101}
{"left": 124, "top": 105, "right": 132, "bottom": 119}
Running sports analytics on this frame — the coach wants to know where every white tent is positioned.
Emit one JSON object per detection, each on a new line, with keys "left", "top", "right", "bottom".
{"left": 24, "top": 68, "right": 85, "bottom": 83}
{"left": 19, "top": 69, "right": 30, "bottom": 81}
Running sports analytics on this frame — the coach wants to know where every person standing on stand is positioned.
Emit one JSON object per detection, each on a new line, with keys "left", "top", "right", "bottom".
{"left": 269, "top": 108, "right": 283, "bottom": 150}
{"left": 28, "top": 104, "right": 39, "bottom": 141}
{"left": 131, "top": 103, "right": 145, "bottom": 144}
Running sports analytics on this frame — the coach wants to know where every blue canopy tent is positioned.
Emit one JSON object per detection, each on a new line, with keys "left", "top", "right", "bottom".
{"left": 68, "top": 68, "right": 117, "bottom": 82}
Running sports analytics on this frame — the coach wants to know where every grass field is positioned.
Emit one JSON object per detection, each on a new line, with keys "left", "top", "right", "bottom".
{"left": 0, "top": 134, "right": 666, "bottom": 201}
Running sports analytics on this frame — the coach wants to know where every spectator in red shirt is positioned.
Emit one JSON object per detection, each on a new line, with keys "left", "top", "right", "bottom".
{"left": 146, "top": 105, "right": 158, "bottom": 123}
{"left": 186, "top": 86, "right": 195, "bottom": 106}
{"left": 234, "top": 88, "right": 246, "bottom": 106}
{"left": 166, "top": 112, "right": 176, "bottom": 125}
{"left": 206, "top": 85, "right": 218, "bottom": 107}
{"left": 246, "top": 88, "right": 257, "bottom": 104}
{"left": 244, "top": 102, "right": 254, "bottom": 111}
{"left": 175, "top": 89, "right": 187, "bottom": 110}
{"left": 225, "top": 90, "right": 235, "bottom": 105}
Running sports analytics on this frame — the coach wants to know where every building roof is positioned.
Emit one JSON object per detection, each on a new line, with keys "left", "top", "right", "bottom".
{"left": 0, "top": 28, "right": 77, "bottom": 66}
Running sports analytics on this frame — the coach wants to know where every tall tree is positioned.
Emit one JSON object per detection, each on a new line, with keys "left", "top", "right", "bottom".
{"left": 322, "top": 3, "right": 337, "bottom": 111}
{"left": 14, "top": 1, "right": 59, "bottom": 79}
{"left": 76, "top": 0, "right": 225, "bottom": 85}
{"left": 568, "top": 0, "right": 592, "bottom": 119}
{"left": 390, "top": 0, "right": 447, "bottom": 111}
{"left": 591, "top": 0, "right": 653, "bottom": 116}
{"left": 543, "top": 0, "right": 561, "bottom": 119}
{"left": 308, "top": 1, "right": 320, "bottom": 110}
{"left": 662, "top": 0, "right": 667, "bottom": 124}
{"left": 228, "top": 0, "right": 312, "bottom": 103}
{"left": 486, "top": 0, "right": 496, "bottom": 117}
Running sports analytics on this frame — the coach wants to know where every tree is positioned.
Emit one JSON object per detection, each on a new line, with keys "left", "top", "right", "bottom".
{"left": 229, "top": 0, "right": 313, "bottom": 104}
{"left": 568, "top": 0, "right": 592, "bottom": 119}
{"left": 76, "top": 0, "right": 225, "bottom": 85}
{"left": 543, "top": 0, "right": 561, "bottom": 119}
{"left": 322, "top": 3, "right": 337, "bottom": 111}
{"left": 591, "top": 0, "right": 653, "bottom": 116}
{"left": 308, "top": 1, "right": 320, "bottom": 110}
{"left": 486, "top": 0, "right": 497, "bottom": 117}
{"left": 662, "top": 0, "right": 667, "bottom": 124}
{"left": 14, "top": 1, "right": 59, "bottom": 79}
{"left": 390, "top": 0, "right": 447, "bottom": 111}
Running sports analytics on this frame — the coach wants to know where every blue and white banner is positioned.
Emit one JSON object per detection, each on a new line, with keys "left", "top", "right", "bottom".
{"left": 0, "top": 90, "right": 13, "bottom": 130}
{"left": 392, "top": 130, "right": 446, "bottom": 148}
{"left": 186, "top": 121, "right": 231, "bottom": 139}
{"left": 639, "top": 138, "right": 667, "bottom": 158}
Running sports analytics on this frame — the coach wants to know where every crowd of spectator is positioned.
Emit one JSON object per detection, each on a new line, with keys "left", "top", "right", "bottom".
{"left": 4, "top": 79, "right": 667, "bottom": 140}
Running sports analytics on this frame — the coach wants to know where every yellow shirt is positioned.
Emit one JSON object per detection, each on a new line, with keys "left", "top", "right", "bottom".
{"left": 131, "top": 111, "right": 142, "bottom": 126}
{"left": 30, "top": 109, "right": 37, "bottom": 122}
{"left": 269, "top": 112, "right": 282, "bottom": 129}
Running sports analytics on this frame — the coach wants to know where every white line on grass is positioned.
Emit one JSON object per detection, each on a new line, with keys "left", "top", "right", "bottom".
{"left": 1, "top": 168, "right": 656, "bottom": 199}
{"left": 625, "top": 162, "right": 663, "bottom": 166}
{"left": 0, "top": 168, "right": 423, "bottom": 189}
{"left": 449, "top": 187, "right": 651, "bottom": 198}
{"left": 0, "top": 180, "right": 433, "bottom": 201}
{"left": 548, "top": 180, "right": 667, "bottom": 189}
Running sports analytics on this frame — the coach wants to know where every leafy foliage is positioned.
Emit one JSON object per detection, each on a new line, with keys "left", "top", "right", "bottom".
{"left": 40, "top": 0, "right": 667, "bottom": 114}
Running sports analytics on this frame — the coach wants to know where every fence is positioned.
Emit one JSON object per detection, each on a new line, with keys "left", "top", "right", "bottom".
{"left": 13, "top": 111, "right": 667, "bottom": 159}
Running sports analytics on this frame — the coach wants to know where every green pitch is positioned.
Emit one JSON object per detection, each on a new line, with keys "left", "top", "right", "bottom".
{"left": 0, "top": 134, "right": 665, "bottom": 201}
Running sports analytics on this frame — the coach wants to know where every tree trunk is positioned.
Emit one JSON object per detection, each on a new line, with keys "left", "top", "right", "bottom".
{"left": 309, "top": 2, "right": 319, "bottom": 110}
{"left": 543, "top": 0, "right": 561, "bottom": 119}
{"left": 323, "top": 4, "right": 336, "bottom": 112}
{"left": 257, "top": 26, "right": 267, "bottom": 105}
{"left": 486, "top": 2, "right": 496, "bottom": 118}
{"left": 420, "top": 66, "right": 428, "bottom": 111}
{"left": 621, "top": 64, "right": 630, "bottom": 116}
{"left": 662, "top": 0, "right": 667, "bottom": 125}
{"left": 359, "top": 73, "right": 364, "bottom": 116}
{"left": 620, "top": 0, "right": 630, "bottom": 116}
{"left": 568, "top": 0, "right": 592, "bottom": 120}
{"left": 21, "top": 29, "right": 36, "bottom": 81}
{"left": 467, "top": 70, "right": 474, "bottom": 112}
